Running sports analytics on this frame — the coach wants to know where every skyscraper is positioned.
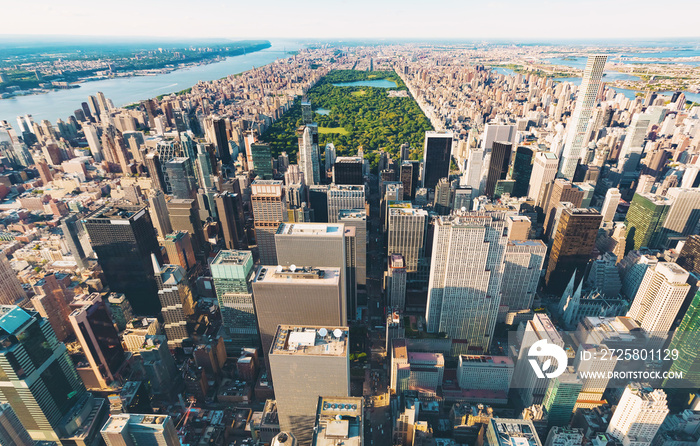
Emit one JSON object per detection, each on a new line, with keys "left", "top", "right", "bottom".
{"left": 215, "top": 191, "right": 248, "bottom": 250}
{"left": 147, "top": 189, "right": 172, "bottom": 238}
{"left": 545, "top": 208, "right": 602, "bottom": 294}
{"left": 660, "top": 187, "right": 700, "bottom": 244}
{"left": 167, "top": 198, "right": 207, "bottom": 260}
{"left": 606, "top": 384, "right": 668, "bottom": 446}
{"left": 387, "top": 203, "right": 428, "bottom": 275}
{"left": 252, "top": 180, "right": 287, "bottom": 264}
{"left": 212, "top": 116, "right": 231, "bottom": 164}
{"left": 386, "top": 254, "right": 407, "bottom": 310}
{"left": 327, "top": 184, "right": 365, "bottom": 223}
{"left": 332, "top": 156, "right": 364, "bottom": 185}
{"left": 338, "top": 209, "right": 367, "bottom": 289}
{"left": 163, "top": 230, "right": 197, "bottom": 272}
{"left": 211, "top": 250, "right": 258, "bottom": 352}
{"left": 0, "top": 403, "right": 34, "bottom": 446}
{"left": 484, "top": 141, "right": 512, "bottom": 198}
{"left": 511, "top": 146, "right": 534, "bottom": 197}
{"left": 0, "top": 306, "right": 95, "bottom": 443}
{"left": 627, "top": 262, "right": 690, "bottom": 336}
{"left": 425, "top": 211, "right": 509, "bottom": 351}
{"left": 165, "top": 157, "right": 197, "bottom": 200}
{"left": 252, "top": 266, "right": 344, "bottom": 360}
{"left": 84, "top": 206, "right": 162, "bottom": 315}
{"left": 542, "top": 179, "right": 585, "bottom": 239}
{"left": 501, "top": 240, "right": 547, "bottom": 312}
{"left": 529, "top": 151, "right": 558, "bottom": 204}
{"left": 69, "top": 293, "right": 126, "bottom": 390}
{"left": 101, "top": 414, "right": 180, "bottom": 446}
{"left": 422, "top": 131, "right": 453, "bottom": 190}
{"left": 0, "top": 254, "right": 26, "bottom": 305}
{"left": 298, "top": 125, "right": 320, "bottom": 185}
{"left": 268, "top": 325, "right": 349, "bottom": 445}
{"left": 559, "top": 55, "right": 607, "bottom": 179}
{"left": 666, "top": 290, "right": 700, "bottom": 388}
{"left": 600, "top": 188, "right": 621, "bottom": 225}
{"left": 153, "top": 256, "right": 195, "bottom": 348}
{"left": 541, "top": 371, "right": 582, "bottom": 428}
{"left": 624, "top": 193, "right": 672, "bottom": 251}
{"left": 677, "top": 235, "right": 700, "bottom": 276}
{"left": 251, "top": 143, "right": 273, "bottom": 179}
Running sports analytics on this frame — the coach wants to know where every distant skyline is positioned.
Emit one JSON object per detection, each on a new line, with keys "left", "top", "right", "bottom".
{"left": 2, "top": 0, "right": 700, "bottom": 40}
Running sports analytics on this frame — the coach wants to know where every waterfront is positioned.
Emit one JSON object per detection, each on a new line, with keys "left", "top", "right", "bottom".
{"left": 0, "top": 40, "right": 302, "bottom": 124}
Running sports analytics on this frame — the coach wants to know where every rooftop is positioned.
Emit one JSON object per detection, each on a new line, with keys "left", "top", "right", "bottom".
{"left": 460, "top": 355, "right": 513, "bottom": 366}
{"left": 313, "top": 396, "right": 363, "bottom": 446}
{"left": 270, "top": 325, "right": 348, "bottom": 356}
{"left": 211, "top": 250, "right": 252, "bottom": 266}
{"left": 255, "top": 265, "right": 340, "bottom": 283}
{"left": 101, "top": 414, "right": 170, "bottom": 433}
{"left": 277, "top": 222, "right": 344, "bottom": 236}
{"left": 85, "top": 205, "right": 146, "bottom": 221}
{"left": 489, "top": 418, "right": 542, "bottom": 446}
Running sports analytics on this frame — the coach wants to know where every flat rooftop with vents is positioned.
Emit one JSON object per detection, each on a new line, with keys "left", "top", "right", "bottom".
{"left": 270, "top": 325, "right": 348, "bottom": 357}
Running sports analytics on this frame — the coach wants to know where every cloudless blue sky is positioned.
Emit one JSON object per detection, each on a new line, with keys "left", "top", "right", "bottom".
{"left": 2, "top": 0, "right": 700, "bottom": 40}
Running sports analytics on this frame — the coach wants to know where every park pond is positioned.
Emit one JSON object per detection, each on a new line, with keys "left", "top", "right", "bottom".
{"left": 331, "top": 79, "right": 397, "bottom": 88}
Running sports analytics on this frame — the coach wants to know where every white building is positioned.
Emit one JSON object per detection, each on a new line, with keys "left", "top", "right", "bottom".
{"left": 606, "top": 384, "right": 668, "bottom": 446}
{"left": 457, "top": 355, "right": 513, "bottom": 392}
{"left": 529, "top": 151, "right": 559, "bottom": 205}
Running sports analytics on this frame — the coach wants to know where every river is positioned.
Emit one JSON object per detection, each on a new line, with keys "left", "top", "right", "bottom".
{"left": 0, "top": 39, "right": 303, "bottom": 124}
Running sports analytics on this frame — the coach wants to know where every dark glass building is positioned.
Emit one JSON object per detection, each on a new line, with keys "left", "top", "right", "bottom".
{"left": 511, "top": 146, "right": 534, "bottom": 197}
{"left": 84, "top": 206, "right": 162, "bottom": 315}
{"left": 212, "top": 117, "right": 231, "bottom": 164}
{"left": 332, "top": 157, "right": 364, "bottom": 185}
{"left": 484, "top": 141, "right": 512, "bottom": 198}
{"left": 422, "top": 132, "right": 453, "bottom": 190}
{"left": 165, "top": 157, "right": 197, "bottom": 200}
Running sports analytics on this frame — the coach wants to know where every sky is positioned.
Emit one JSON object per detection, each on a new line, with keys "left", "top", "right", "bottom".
{"left": 2, "top": 0, "right": 700, "bottom": 41}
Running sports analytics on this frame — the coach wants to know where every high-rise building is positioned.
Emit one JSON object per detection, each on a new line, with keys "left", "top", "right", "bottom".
{"left": 559, "top": 55, "right": 607, "bottom": 180}
{"left": 0, "top": 403, "right": 34, "bottom": 446}
{"left": 606, "top": 384, "right": 668, "bottom": 446}
{"left": 107, "top": 292, "right": 132, "bottom": 331}
{"left": 61, "top": 213, "right": 90, "bottom": 269}
{"left": 660, "top": 187, "right": 700, "bottom": 244}
{"left": 600, "top": 188, "right": 621, "bottom": 225}
{"left": 167, "top": 198, "right": 207, "bottom": 260}
{"left": 252, "top": 266, "right": 344, "bottom": 361}
{"left": 624, "top": 193, "right": 673, "bottom": 251}
{"left": 545, "top": 208, "right": 602, "bottom": 294}
{"left": 619, "top": 113, "right": 651, "bottom": 161}
{"left": 529, "top": 152, "right": 558, "bottom": 204}
{"left": 387, "top": 203, "right": 428, "bottom": 275}
{"left": 501, "top": 240, "right": 547, "bottom": 312}
{"left": 84, "top": 206, "right": 162, "bottom": 315}
{"left": 215, "top": 192, "right": 248, "bottom": 250}
{"left": 0, "top": 306, "right": 97, "bottom": 443}
{"left": 147, "top": 190, "right": 172, "bottom": 238}
{"left": 165, "top": 157, "right": 197, "bottom": 200}
{"left": 212, "top": 116, "right": 231, "bottom": 164}
{"left": 400, "top": 161, "right": 421, "bottom": 200}
{"left": 484, "top": 141, "right": 513, "bottom": 198}
{"left": 298, "top": 125, "right": 320, "bottom": 185}
{"left": 386, "top": 254, "right": 407, "bottom": 310}
{"left": 542, "top": 371, "right": 582, "bottom": 427}
{"left": 0, "top": 254, "right": 26, "bottom": 305}
{"left": 163, "top": 231, "right": 197, "bottom": 272}
{"left": 252, "top": 180, "right": 287, "bottom": 264}
{"left": 542, "top": 179, "right": 585, "bottom": 239}
{"left": 678, "top": 235, "right": 700, "bottom": 276}
{"left": 422, "top": 131, "right": 453, "bottom": 190}
{"left": 139, "top": 335, "right": 179, "bottom": 396}
{"left": 309, "top": 185, "right": 330, "bottom": 223}
{"left": 627, "top": 262, "right": 690, "bottom": 336}
{"left": 153, "top": 256, "right": 194, "bottom": 348}
{"left": 433, "top": 177, "right": 454, "bottom": 215}
{"left": 101, "top": 413, "right": 180, "bottom": 446}
{"left": 312, "top": 396, "right": 364, "bottom": 446}
{"left": 511, "top": 146, "right": 534, "bottom": 197}
{"left": 251, "top": 143, "right": 273, "bottom": 179}
{"left": 485, "top": 418, "right": 542, "bottom": 446}
{"left": 666, "top": 290, "right": 700, "bottom": 387}
{"left": 425, "top": 211, "right": 509, "bottom": 351}
{"left": 332, "top": 157, "right": 364, "bottom": 185}
{"left": 338, "top": 209, "right": 366, "bottom": 288}
{"left": 327, "top": 184, "right": 365, "bottom": 223}
{"left": 211, "top": 250, "right": 258, "bottom": 352}
{"left": 69, "top": 293, "right": 126, "bottom": 390}
{"left": 268, "top": 325, "right": 349, "bottom": 445}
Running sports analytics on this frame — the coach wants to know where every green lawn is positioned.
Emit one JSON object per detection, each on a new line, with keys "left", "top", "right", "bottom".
{"left": 351, "top": 89, "right": 366, "bottom": 96}
{"left": 318, "top": 126, "right": 350, "bottom": 135}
